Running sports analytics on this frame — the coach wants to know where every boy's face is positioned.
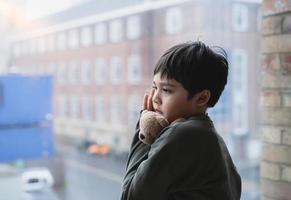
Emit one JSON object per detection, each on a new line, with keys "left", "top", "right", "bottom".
{"left": 152, "top": 73, "right": 200, "bottom": 123}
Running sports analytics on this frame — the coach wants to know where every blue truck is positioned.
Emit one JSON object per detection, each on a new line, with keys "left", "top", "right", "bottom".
{"left": 0, "top": 74, "right": 54, "bottom": 162}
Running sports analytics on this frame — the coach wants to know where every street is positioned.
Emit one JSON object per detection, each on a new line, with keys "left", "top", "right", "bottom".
{"left": 50, "top": 144, "right": 127, "bottom": 200}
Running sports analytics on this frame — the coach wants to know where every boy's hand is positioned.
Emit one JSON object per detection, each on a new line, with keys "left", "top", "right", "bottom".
{"left": 142, "top": 89, "right": 155, "bottom": 111}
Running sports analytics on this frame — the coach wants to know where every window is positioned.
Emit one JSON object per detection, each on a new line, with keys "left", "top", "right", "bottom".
{"left": 81, "top": 60, "right": 92, "bottom": 84}
{"left": 68, "top": 61, "right": 79, "bottom": 84}
{"left": 68, "top": 29, "right": 79, "bottom": 49}
{"left": 82, "top": 96, "right": 93, "bottom": 120}
{"left": 70, "top": 95, "right": 79, "bottom": 118}
{"left": 81, "top": 26, "right": 93, "bottom": 47}
{"left": 232, "top": 4, "right": 248, "bottom": 32}
{"left": 57, "top": 62, "right": 66, "bottom": 84}
{"left": 37, "top": 37, "right": 46, "bottom": 53}
{"left": 109, "top": 19, "right": 123, "bottom": 43}
{"left": 110, "top": 56, "right": 123, "bottom": 84}
{"left": 126, "top": 15, "right": 141, "bottom": 40}
{"left": 128, "top": 95, "right": 141, "bottom": 125}
{"left": 46, "top": 34, "right": 55, "bottom": 52}
{"left": 29, "top": 39, "right": 37, "bottom": 55}
{"left": 56, "top": 32, "right": 67, "bottom": 51}
{"left": 12, "top": 42, "right": 20, "bottom": 57}
{"left": 95, "top": 58, "right": 106, "bottom": 84}
{"left": 127, "top": 54, "right": 141, "bottom": 84}
{"left": 95, "top": 96, "right": 105, "bottom": 122}
{"left": 110, "top": 95, "right": 123, "bottom": 123}
{"left": 59, "top": 95, "right": 67, "bottom": 117}
{"left": 94, "top": 23, "right": 107, "bottom": 45}
{"left": 166, "top": 7, "right": 182, "bottom": 34}
{"left": 232, "top": 49, "right": 248, "bottom": 135}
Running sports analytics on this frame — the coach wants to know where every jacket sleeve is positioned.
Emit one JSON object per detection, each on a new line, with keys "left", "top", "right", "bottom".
{"left": 121, "top": 123, "right": 222, "bottom": 200}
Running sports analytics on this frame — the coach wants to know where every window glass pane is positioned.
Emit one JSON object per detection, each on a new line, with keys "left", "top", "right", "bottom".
{"left": 109, "top": 19, "right": 123, "bottom": 43}
{"left": 81, "top": 26, "right": 93, "bottom": 47}
{"left": 126, "top": 16, "right": 141, "bottom": 40}
{"left": 94, "top": 23, "right": 107, "bottom": 45}
{"left": 166, "top": 7, "right": 182, "bottom": 34}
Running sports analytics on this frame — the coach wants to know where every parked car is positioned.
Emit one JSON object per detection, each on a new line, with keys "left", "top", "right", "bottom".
{"left": 21, "top": 167, "right": 54, "bottom": 192}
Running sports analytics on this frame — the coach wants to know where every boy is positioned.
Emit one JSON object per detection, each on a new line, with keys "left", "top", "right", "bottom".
{"left": 120, "top": 41, "right": 241, "bottom": 200}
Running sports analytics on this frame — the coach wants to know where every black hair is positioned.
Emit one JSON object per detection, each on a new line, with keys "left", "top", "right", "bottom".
{"left": 154, "top": 41, "right": 228, "bottom": 107}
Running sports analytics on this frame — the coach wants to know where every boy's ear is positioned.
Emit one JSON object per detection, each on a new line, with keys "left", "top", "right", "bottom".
{"left": 194, "top": 90, "right": 211, "bottom": 106}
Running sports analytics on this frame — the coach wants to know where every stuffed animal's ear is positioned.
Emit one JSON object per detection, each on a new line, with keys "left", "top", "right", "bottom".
{"left": 156, "top": 115, "right": 169, "bottom": 127}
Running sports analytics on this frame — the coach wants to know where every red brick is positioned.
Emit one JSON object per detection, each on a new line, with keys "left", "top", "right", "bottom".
{"left": 263, "top": 0, "right": 291, "bottom": 16}
{"left": 261, "top": 54, "right": 281, "bottom": 70}
{"left": 282, "top": 92, "right": 291, "bottom": 107}
{"left": 261, "top": 125, "right": 282, "bottom": 144}
{"left": 283, "top": 128, "right": 291, "bottom": 145}
{"left": 262, "top": 34, "right": 291, "bottom": 53}
{"left": 260, "top": 90, "right": 281, "bottom": 107}
{"left": 261, "top": 107, "right": 291, "bottom": 126}
{"left": 261, "top": 70, "right": 281, "bottom": 89}
{"left": 261, "top": 16, "right": 283, "bottom": 35}
{"left": 281, "top": 165, "right": 291, "bottom": 182}
{"left": 261, "top": 161, "right": 281, "bottom": 180}
{"left": 261, "top": 178, "right": 291, "bottom": 199}
{"left": 262, "top": 143, "right": 291, "bottom": 164}
{"left": 261, "top": 196, "right": 276, "bottom": 200}
{"left": 281, "top": 53, "right": 291, "bottom": 74}
{"left": 283, "top": 14, "right": 291, "bottom": 34}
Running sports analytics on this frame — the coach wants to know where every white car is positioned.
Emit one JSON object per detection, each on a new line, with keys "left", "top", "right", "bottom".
{"left": 21, "top": 167, "right": 54, "bottom": 192}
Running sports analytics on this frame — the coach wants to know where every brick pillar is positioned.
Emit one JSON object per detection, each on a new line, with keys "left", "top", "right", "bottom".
{"left": 260, "top": 0, "right": 291, "bottom": 200}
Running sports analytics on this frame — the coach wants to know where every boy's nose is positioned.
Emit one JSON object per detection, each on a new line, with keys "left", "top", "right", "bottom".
{"left": 152, "top": 92, "right": 161, "bottom": 105}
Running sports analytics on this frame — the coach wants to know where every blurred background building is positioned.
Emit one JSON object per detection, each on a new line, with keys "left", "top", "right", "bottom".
{"left": 9, "top": 0, "right": 261, "bottom": 152}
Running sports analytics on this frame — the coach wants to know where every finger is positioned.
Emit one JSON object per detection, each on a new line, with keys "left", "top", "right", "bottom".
{"left": 143, "top": 93, "right": 149, "bottom": 110}
{"left": 147, "top": 89, "right": 155, "bottom": 111}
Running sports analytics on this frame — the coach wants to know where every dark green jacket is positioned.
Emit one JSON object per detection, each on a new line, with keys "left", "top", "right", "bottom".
{"left": 121, "top": 114, "right": 241, "bottom": 200}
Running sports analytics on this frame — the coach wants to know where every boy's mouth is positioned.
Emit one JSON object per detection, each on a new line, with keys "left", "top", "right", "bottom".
{"left": 155, "top": 109, "right": 163, "bottom": 115}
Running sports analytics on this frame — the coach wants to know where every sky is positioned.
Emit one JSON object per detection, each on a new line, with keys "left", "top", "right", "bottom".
{"left": 25, "top": 0, "right": 87, "bottom": 19}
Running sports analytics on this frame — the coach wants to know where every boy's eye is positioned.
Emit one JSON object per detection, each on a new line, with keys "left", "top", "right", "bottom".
{"left": 152, "top": 85, "right": 157, "bottom": 90}
{"left": 162, "top": 88, "right": 172, "bottom": 93}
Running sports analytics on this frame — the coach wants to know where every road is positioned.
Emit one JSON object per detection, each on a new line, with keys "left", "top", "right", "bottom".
{"left": 36, "top": 144, "right": 128, "bottom": 200}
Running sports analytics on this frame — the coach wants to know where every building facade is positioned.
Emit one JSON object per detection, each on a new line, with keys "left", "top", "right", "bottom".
{"left": 9, "top": 0, "right": 261, "bottom": 159}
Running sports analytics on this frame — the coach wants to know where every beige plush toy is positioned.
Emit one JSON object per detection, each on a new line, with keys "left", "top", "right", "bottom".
{"left": 139, "top": 110, "right": 170, "bottom": 145}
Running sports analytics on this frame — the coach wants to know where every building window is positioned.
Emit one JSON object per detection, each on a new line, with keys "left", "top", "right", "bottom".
{"left": 29, "top": 39, "right": 37, "bottom": 55}
{"left": 109, "top": 19, "right": 123, "bottom": 43}
{"left": 128, "top": 54, "right": 141, "bottom": 84}
{"left": 59, "top": 95, "right": 67, "bottom": 117}
{"left": 232, "top": 4, "right": 249, "bottom": 32}
{"left": 68, "top": 61, "right": 79, "bottom": 84}
{"left": 37, "top": 36, "right": 46, "bottom": 54}
{"left": 126, "top": 15, "right": 141, "bottom": 40}
{"left": 57, "top": 62, "right": 66, "bottom": 84}
{"left": 166, "top": 7, "right": 182, "bottom": 34}
{"left": 68, "top": 29, "right": 79, "bottom": 49}
{"left": 56, "top": 32, "right": 67, "bottom": 51}
{"left": 95, "top": 58, "right": 106, "bottom": 84}
{"left": 70, "top": 95, "right": 79, "bottom": 118}
{"left": 12, "top": 42, "right": 20, "bottom": 57}
{"left": 81, "top": 60, "right": 92, "bottom": 84}
{"left": 110, "top": 56, "right": 123, "bottom": 84}
{"left": 81, "top": 26, "right": 93, "bottom": 47}
{"left": 95, "top": 96, "right": 105, "bottom": 122}
{"left": 82, "top": 96, "right": 93, "bottom": 120}
{"left": 46, "top": 34, "right": 55, "bottom": 52}
{"left": 232, "top": 49, "right": 248, "bottom": 135}
{"left": 94, "top": 23, "right": 107, "bottom": 45}
{"left": 110, "top": 95, "right": 123, "bottom": 123}
{"left": 128, "top": 95, "right": 141, "bottom": 125}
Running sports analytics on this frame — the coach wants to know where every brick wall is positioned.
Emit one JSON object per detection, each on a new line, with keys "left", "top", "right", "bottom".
{"left": 261, "top": 0, "right": 291, "bottom": 199}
